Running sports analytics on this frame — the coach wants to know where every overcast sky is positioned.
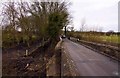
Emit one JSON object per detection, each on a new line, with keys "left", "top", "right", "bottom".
{"left": 69, "top": 0, "right": 119, "bottom": 32}
{"left": 0, "top": 0, "right": 119, "bottom": 32}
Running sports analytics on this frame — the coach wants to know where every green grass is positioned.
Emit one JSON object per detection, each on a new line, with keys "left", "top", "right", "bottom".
{"left": 80, "top": 34, "right": 120, "bottom": 45}
{"left": 70, "top": 32, "right": 120, "bottom": 46}
{"left": 100, "top": 35, "right": 120, "bottom": 44}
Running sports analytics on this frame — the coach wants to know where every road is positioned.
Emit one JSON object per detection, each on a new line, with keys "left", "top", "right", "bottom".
{"left": 62, "top": 39, "right": 119, "bottom": 76}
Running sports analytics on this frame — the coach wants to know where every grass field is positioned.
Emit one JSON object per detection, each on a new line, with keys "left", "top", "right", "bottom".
{"left": 100, "top": 35, "right": 120, "bottom": 44}
{"left": 76, "top": 33, "right": 120, "bottom": 46}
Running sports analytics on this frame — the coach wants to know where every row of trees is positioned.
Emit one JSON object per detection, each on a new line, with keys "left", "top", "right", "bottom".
{"left": 2, "top": 1, "right": 70, "bottom": 48}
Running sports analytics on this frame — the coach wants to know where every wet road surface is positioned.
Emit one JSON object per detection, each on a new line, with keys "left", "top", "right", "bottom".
{"left": 63, "top": 39, "right": 119, "bottom": 76}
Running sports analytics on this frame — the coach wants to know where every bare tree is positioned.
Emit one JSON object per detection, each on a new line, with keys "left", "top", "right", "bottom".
{"left": 80, "top": 18, "right": 86, "bottom": 32}
{"left": 98, "top": 26, "right": 103, "bottom": 32}
{"left": 2, "top": 0, "right": 70, "bottom": 47}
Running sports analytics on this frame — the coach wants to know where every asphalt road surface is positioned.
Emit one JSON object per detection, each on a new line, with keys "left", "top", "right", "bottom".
{"left": 63, "top": 39, "right": 119, "bottom": 76}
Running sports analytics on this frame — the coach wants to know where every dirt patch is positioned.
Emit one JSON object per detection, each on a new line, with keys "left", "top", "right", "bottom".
{"left": 2, "top": 41, "right": 56, "bottom": 77}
